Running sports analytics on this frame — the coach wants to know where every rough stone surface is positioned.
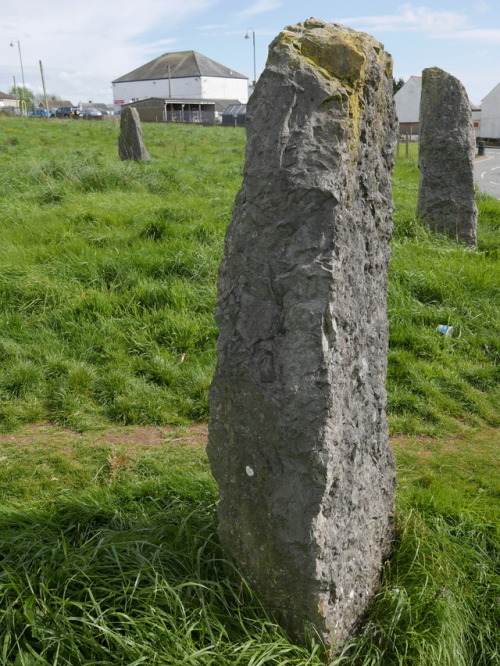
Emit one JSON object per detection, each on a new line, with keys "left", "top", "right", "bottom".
{"left": 118, "top": 107, "right": 150, "bottom": 162}
{"left": 207, "top": 18, "right": 397, "bottom": 649}
{"left": 417, "top": 67, "right": 477, "bottom": 245}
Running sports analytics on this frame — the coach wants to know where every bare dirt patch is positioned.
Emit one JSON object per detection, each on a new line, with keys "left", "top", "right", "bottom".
{"left": 391, "top": 427, "right": 499, "bottom": 462}
{"left": 1, "top": 423, "right": 497, "bottom": 461}
{"left": 0, "top": 422, "right": 209, "bottom": 454}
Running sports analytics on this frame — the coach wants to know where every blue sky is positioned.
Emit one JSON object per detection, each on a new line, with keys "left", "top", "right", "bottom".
{"left": 1, "top": 1, "right": 499, "bottom": 106}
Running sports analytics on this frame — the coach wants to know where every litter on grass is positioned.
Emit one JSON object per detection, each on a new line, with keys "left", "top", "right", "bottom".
{"left": 437, "top": 325, "right": 454, "bottom": 337}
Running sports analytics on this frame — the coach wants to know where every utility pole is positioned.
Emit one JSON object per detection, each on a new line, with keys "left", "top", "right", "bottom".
{"left": 39, "top": 60, "right": 49, "bottom": 116}
{"left": 10, "top": 39, "right": 26, "bottom": 115}
{"left": 10, "top": 40, "right": 25, "bottom": 90}
{"left": 12, "top": 75, "right": 18, "bottom": 115}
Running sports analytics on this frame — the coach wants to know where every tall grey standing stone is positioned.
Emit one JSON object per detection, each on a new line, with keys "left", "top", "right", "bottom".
{"left": 207, "top": 18, "right": 397, "bottom": 649}
{"left": 118, "top": 106, "right": 150, "bottom": 162}
{"left": 417, "top": 67, "right": 477, "bottom": 245}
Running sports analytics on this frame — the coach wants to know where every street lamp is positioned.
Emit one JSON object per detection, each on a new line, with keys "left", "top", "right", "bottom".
{"left": 10, "top": 38, "right": 26, "bottom": 115}
{"left": 10, "top": 39, "right": 26, "bottom": 91}
{"left": 244, "top": 28, "right": 256, "bottom": 87}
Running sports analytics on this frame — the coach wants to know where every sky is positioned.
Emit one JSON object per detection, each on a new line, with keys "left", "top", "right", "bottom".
{"left": 1, "top": 0, "right": 500, "bottom": 107}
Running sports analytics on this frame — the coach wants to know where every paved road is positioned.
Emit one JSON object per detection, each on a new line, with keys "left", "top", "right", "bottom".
{"left": 474, "top": 147, "right": 500, "bottom": 199}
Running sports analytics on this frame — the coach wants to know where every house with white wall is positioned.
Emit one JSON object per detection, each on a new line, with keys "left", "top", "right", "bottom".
{"left": 395, "top": 75, "right": 483, "bottom": 138}
{"left": 471, "top": 104, "right": 481, "bottom": 137}
{"left": 112, "top": 50, "right": 248, "bottom": 114}
{"left": 394, "top": 76, "right": 422, "bottom": 135}
{"left": 0, "top": 90, "right": 19, "bottom": 112}
{"left": 479, "top": 82, "right": 500, "bottom": 139}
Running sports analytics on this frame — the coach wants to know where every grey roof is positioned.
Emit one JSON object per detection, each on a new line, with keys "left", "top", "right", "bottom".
{"left": 0, "top": 91, "right": 15, "bottom": 99}
{"left": 113, "top": 50, "right": 247, "bottom": 83}
{"left": 45, "top": 100, "right": 73, "bottom": 109}
{"left": 123, "top": 97, "right": 242, "bottom": 113}
{"left": 123, "top": 97, "right": 216, "bottom": 107}
{"left": 214, "top": 99, "right": 241, "bottom": 112}
{"left": 222, "top": 103, "right": 247, "bottom": 116}
{"left": 81, "top": 102, "right": 109, "bottom": 110}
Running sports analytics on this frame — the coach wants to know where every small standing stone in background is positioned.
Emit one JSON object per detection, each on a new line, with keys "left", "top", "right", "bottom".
{"left": 417, "top": 67, "right": 477, "bottom": 245}
{"left": 118, "top": 107, "right": 150, "bottom": 162}
{"left": 208, "top": 18, "right": 397, "bottom": 650}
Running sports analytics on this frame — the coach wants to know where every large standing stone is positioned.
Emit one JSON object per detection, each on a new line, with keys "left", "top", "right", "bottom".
{"left": 118, "top": 106, "right": 150, "bottom": 162}
{"left": 208, "top": 18, "right": 397, "bottom": 649}
{"left": 417, "top": 67, "right": 477, "bottom": 245}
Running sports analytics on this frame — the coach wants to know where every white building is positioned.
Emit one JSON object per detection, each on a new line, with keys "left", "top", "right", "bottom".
{"left": 112, "top": 50, "right": 248, "bottom": 113}
{"left": 479, "top": 82, "right": 500, "bottom": 139}
{"left": 394, "top": 76, "right": 422, "bottom": 134}
{"left": 471, "top": 105, "right": 481, "bottom": 137}
{"left": 0, "top": 90, "right": 19, "bottom": 112}
{"left": 394, "top": 75, "right": 482, "bottom": 138}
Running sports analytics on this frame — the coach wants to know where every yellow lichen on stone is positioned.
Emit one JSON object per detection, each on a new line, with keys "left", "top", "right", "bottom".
{"left": 269, "top": 19, "right": 393, "bottom": 154}
{"left": 299, "top": 34, "right": 365, "bottom": 83}
{"left": 273, "top": 23, "right": 365, "bottom": 148}
{"left": 426, "top": 67, "right": 442, "bottom": 78}
{"left": 274, "top": 24, "right": 368, "bottom": 86}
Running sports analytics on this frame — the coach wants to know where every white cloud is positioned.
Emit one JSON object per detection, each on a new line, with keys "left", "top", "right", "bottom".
{"left": 338, "top": 4, "right": 468, "bottom": 34}
{"left": 235, "top": 0, "right": 283, "bottom": 19}
{"left": 473, "top": 2, "right": 490, "bottom": 14}
{"left": 337, "top": 4, "right": 500, "bottom": 45}
{"left": 141, "top": 39, "right": 179, "bottom": 55}
{"left": 196, "top": 24, "right": 230, "bottom": 30}
{"left": 439, "top": 28, "right": 500, "bottom": 44}
{"left": 1, "top": 0, "right": 217, "bottom": 101}
{"left": 195, "top": 26, "right": 275, "bottom": 39}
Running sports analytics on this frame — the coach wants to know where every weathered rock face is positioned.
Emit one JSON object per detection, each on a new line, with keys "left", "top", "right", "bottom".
{"left": 118, "top": 107, "right": 150, "bottom": 162}
{"left": 417, "top": 67, "right": 477, "bottom": 245}
{"left": 207, "top": 18, "right": 397, "bottom": 649}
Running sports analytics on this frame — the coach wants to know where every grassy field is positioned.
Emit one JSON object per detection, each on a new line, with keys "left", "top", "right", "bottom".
{"left": 0, "top": 119, "right": 239, "bottom": 432}
{"left": 0, "top": 118, "right": 498, "bottom": 664}
{"left": 0, "top": 118, "right": 498, "bottom": 435}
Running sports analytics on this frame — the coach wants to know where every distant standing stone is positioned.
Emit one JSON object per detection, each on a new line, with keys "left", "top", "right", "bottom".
{"left": 208, "top": 18, "right": 397, "bottom": 649}
{"left": 118, "top": 107, "right": 150, "bottom": 162}
{"left": 417, "top": 67, "right": 477, "bottom": 245}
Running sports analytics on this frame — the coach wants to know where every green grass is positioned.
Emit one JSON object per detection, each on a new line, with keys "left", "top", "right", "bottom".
{"left": 0, "top": 425, "right": 497, "bottom": 664}
{"left": 0, "top": 118, "right": 242, "bottom": 432}
{"left": 0, "top": 124, "right": 498, "bottom": 663}
{"left": 388, "top": 144, "right": 499, "bottom": 435}
{"left": 0, "top": 119, "right": 499, "bottom": 435}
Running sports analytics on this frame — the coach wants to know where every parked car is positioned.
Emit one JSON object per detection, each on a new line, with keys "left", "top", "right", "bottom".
{"left": 28, "top": 109, "right": 50, "bottom": 118}
{"left": 55, "top": 106, "right": 81, "bottom": 118}
{"left": 81, "top": 108, "right": 103, "bottom": 119}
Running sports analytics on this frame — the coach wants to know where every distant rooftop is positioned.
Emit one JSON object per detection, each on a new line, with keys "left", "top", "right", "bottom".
{"left": 223, "top": 103, "right": 247, "bottom": 116}
{"left": 123, "top": 97, "right": 242, "bottom": 113}
{"left": 41, "top": 100, "right": 73, "bottom": 109}
{"left": 113, "top": 50, "right": 247, "bottom": 83}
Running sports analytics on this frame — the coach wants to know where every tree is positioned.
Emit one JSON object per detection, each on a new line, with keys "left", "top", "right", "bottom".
{"left": 393, "top": 77, "right": 405, "bottom": 95}
{"left": 34, "top": 93, "right": 61, "bottom": 106}
{"left": 9, "top": 85, "right": 35, "bottom": 109}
